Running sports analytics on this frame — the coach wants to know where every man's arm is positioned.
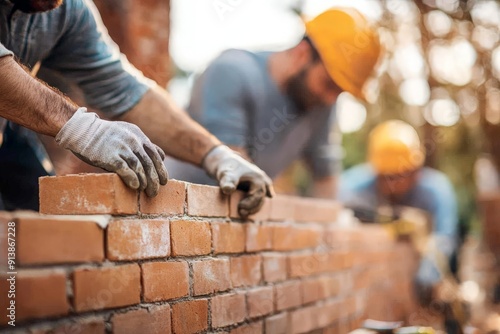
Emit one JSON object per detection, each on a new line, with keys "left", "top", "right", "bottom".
{"left": 120, "top": 86, "right": 273, "bottom": 216}
{"left": 0, "top": 54, "right": 168, "bottom": 196}
{"left": 120, "top": 85, "right": 220, "bottom": 165}
{"left": 0, "top": 56, "right": 74, "bottom": 136}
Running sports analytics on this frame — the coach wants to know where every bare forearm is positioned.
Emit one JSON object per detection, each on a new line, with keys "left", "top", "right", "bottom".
{"left": 119, "top": 85, "right": 221, "bottom": 165}
{"left": 0, "top": 56, "right": 77, "bottom": 137}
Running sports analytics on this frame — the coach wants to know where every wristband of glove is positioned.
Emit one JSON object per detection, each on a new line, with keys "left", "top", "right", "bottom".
{"left": 202, "top": 145, "right": 233, "bottom": 177}
{"left": 55, "top": 107, "right": 96, "bottom": 148}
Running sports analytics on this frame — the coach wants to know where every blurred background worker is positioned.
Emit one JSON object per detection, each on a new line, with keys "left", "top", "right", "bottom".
{"left": 164, "top": 7, "right": 381, "bottom": 199}
{"left": 339, "top": 120, "right": 459, "bottom": 303}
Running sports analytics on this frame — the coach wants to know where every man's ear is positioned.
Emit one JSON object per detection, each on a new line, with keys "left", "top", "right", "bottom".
{"left": 290, "top": 40, "right": 314, "bottom": 70}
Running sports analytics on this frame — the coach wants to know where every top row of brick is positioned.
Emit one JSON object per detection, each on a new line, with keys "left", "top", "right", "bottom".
{"left": 39, "top": 174, "right": 341, "bottom": 222}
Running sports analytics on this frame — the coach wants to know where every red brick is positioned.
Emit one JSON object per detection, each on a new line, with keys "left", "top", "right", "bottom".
{"left": 230, "top": 255, "right": 261, "bottom": 287}
{"left": 302, "top": 277, "right": 330, "bottom": 305}
{"left": 39, "top": 173, "right": 138, "bottom": 215}
{"left": 107, "top": 219, "right": 169, "bottom": 261}
{"left": 0, "top": 270, "right": 69, "bottom": 323}
{"left": 211, "top": 292, "right": 246, "bottom": 328}
{"left": 192, "top": 258, "right": 231, "bottom": 296}
{"left": 325, "top": 252, "right": 347, "bottom": 272}
{"left": 293, "top": 197, "right": 341, "bottom": 223}
{"left": 187, "top": 183, "right": 228, "bottom": 217}
{"left": 14, "top": 215, "right": 104, "bottom": 265}
{"left": 142, "top": 261, "right": 189, "bottom": 302}
{"left": 230, "top": 191, "right": 271, "bottom": 221}
{"left": 230, "top": 321, "right": 263, "bottom": 334}
{"left": 247, "top": 286, "right": 274, "bottom": 318}
{"left": 288, "top": 253, "right": 323, "bottom": 278}
{"left": 319, "top": 276, "right": 341, "bottom": 298}
{"left": 212, "top": 222, "right": 245, "bottom": 254}
{"left": 111, "top": 305, "right": 171, "bottom": 334}
{"left": 272, "top": 224, "right": 322, "bottom": 251}
{"left": 290, "top": 305, "right": 317, "bottom": 334}
{"left": 324, "top": 228, "right": 351, "bottom": 250}
{"left": 31, "top": 319, "right": 106, "bottom": 334}
{"left": 73, "top": 264, "right": 141, "bottom": 312}
{"left": 245, "top": 223, "right": 273, "bottom": 252}
{"left": 172, "top": 299, "right": 208, "bottom": 334}
{"left": 317, "top": 301, "right": 341, "bottom": 328}
{"left": 265, "top": 313, "right": 288, "bottom": 334}
{"left": 170, "top": 219, "right": 211, "bottom": 256}
{"left": 140, "top": 179, "right": 186, "bottom": 215}
{"left": 275, "top": 281, "right": 302, "bottom": 311}
{"left": 269, "top": 195, "right": 296, "bottom": 221}
{"left": 263, "top": 253, "right": 287, "bottom": 283}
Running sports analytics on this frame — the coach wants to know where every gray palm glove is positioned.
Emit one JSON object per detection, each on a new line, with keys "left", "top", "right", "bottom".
{"left": 56, "top": 108, "right": 169, "bottom": 197}
{"left": 202, "top": 145, "right": 274, "bottom": 217}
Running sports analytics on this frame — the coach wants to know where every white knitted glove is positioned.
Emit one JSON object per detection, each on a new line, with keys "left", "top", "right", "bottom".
{"left": 56, "top": 108, "right": 168, "bottom": 197}
{"left": 202, "top": 145, "right": 274, "bottom": 217}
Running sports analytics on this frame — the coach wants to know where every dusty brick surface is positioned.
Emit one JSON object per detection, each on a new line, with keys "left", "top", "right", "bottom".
{"left": 170, "top": 219, "right": 211, "bottom": 256}
{"left": 211, "top": 292, "right": 247, "bottom": 328}
{"left": 187, "top": 183, "right": 228, "bottom": 217}
{"left": 172, "top": 299, "right": 208, "bottom": 334}
{"left": 230, "top": 255, "right": 262, "bottom": 287}
{"left": 212, "top": 222, "right": 245, "bottom": 254}
{"left": 192, "top": 258, "right": 231, "bottom": 296}
{"left": 142, "top": 261, "right": 189, "bottom": 302}
{"left": 111, "top": 305, "right": 171, "bottom": 334}
{"left": 17, "top": 216, "right": 104, "bottom": 265}
{"left": 39, "top": 173, "right": 138, "bottom": 215}
{"left": 107, "top": 219, "right": 170, "bottom": 261}
{"left": 139, "top": 179, "right": 185, "bottom": 215}
{"left": 72, "top": 264, "right": 140, "bottom": 312}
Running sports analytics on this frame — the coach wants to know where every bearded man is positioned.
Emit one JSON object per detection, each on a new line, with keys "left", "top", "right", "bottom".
{"left": 165, "top": 8, "right": 382, "bottom": 198}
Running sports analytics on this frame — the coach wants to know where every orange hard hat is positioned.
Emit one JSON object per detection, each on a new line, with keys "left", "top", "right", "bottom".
{"left": 368, "top": 120, "right": 425, "bottom": 175}
{"left": 305, "top": 8, "right": 382, "bottom": 101}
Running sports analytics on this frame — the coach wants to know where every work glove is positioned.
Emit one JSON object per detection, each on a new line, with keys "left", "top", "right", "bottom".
{"left": 55, "top": 107, "right": 169, "bottom": 197}
{"left": 413, "top": 256, "right": 442, "bottom": 307}
{"left": 202, "top": 145, "right": 274, "bottom": 217}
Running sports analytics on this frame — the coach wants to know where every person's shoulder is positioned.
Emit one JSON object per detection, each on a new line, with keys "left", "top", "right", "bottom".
{"left": 416, "top": 167, "right": 455, "bottom": 201}
{"left": 209, "top": 49, "right": 262, "bottom": 75}
{"left": 420, "top": 167, "right": 453, "bottom": 188}
{"left": 48, "top": 0, "right": 88, "bottom": 22}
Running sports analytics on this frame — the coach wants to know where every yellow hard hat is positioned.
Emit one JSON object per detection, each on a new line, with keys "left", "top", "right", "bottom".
{"left": 368, "top": 120, "right": 425, "bottom": 175}
{"left": 305, "top": 8, "right": 382, "bottom": 101}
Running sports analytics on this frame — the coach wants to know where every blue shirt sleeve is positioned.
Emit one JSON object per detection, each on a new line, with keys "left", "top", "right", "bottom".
{"left": 338, "top": 164, "right": 378, "bottom": 209}
{"left": 41, "top": 0, "right": 154, "bottom": 117}
{"left": 0, "top": 42, "right": 13, "bottom": 58}
{"left": 189, "top": 51, "right": 250, "bottom": 147}
{"left": 426, "top": 172, "right": 458, "bottom": 237}
{"left": 302, "top": 106, "right": 343, "bottom": 179}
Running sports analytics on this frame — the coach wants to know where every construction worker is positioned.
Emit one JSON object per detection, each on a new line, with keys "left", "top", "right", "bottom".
{"left": 339, "top": 120, "right": 459, "bottom": 305}
{"left": 164, "top": 8, "right": 381, "bottom": 198}
{"left": 0, "top": 0, "right": 272, "bottom": 216}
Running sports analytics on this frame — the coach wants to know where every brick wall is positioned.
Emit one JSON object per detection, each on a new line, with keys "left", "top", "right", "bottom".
{"left": 1, "top": 174, "right": 418, "bottom": 334}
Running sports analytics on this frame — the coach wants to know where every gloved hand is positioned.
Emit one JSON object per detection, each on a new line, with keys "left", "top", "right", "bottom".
{"left": 56, "top": 108, "right": 169, "bottom": 197}
{"left": 202, "top": 145, "right": 274, "bottom": 217}
{"left": 413, "top": 256, "right": 442, "bottom": 307}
